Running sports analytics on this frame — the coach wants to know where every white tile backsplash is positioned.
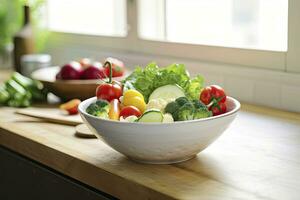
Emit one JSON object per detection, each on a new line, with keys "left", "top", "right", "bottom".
{"left": 201, "top": 73, "right": 224, "bottom": 87}
{"left": 254, "top": 82, "right": 281, "bottom": 109}
{"left": 281, "top": 85, "right": 300, "bottom": 113}
{"left": 224, "top": 76, "right": 255, "bottom": 103}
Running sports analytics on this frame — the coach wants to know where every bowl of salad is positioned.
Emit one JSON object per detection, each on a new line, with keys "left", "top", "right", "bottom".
{"left": 79, "top": 62, "right": 240, "bottom": 164}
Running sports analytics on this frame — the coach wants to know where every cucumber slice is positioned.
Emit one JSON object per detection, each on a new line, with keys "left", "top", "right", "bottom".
{"left": 149, "top": 84, "right": 185, "bottom": 101}
{"left": 138, "top": 109, "right": 163, "bottom": 123}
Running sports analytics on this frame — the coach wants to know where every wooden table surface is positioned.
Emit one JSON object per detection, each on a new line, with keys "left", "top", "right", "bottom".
{"left": 0, "top": 103, "right": 300, "bottom": 200}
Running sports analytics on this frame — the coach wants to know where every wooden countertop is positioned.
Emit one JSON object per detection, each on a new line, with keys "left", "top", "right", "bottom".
{"left": 0, "top": 104, "right": 300, "bottom": 200}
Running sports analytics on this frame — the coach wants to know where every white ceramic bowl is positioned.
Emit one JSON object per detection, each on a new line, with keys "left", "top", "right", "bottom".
{"left": 79, "top": 97, "right": 240, "bottom": 164}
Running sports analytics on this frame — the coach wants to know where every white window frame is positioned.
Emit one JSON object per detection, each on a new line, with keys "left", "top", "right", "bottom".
{"left": 47, "top": 0, "right": 300, "bottom": 73}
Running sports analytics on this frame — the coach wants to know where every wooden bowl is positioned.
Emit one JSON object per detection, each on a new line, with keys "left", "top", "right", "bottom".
{"left": 31, "top": 66, "right": 127, "bottom": 101}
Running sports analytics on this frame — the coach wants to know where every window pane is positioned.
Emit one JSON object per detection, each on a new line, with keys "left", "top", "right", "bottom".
{"left": 138, "top": 0, "right": 288, "bottom": 51}
{"left": 47, "top": 0, "right": 127, "bottom": 37}
{"left": 138, "top": 0, "right": 165, "bottom": 41}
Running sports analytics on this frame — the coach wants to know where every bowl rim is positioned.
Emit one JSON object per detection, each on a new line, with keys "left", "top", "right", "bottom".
{"left": 79, "top": 96, "right": 241, "bottom": 125}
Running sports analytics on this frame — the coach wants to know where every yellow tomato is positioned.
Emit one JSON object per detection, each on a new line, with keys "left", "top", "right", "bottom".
{"left": 123, "top": 96, "right": 146, "bottom": 113}
{"left": 124, "top": 89, "right": 144, "bottom": 101}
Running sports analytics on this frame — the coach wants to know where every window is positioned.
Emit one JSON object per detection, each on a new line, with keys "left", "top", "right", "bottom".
{"left": 47, "top": 0, "right": 127, "bottom": 36}
{"left": 47, "top": 0, "right": 300, "bottom": 72}
{"left": 138, "top": 0, "right": 288, "bottom": 52}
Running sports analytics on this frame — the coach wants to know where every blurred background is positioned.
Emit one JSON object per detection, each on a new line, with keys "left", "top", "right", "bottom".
{"left": 0, "top": 0, "right": 288, "bottom": 68}
{"left": 1, "top": 0, "right": 299, "bottom": 112}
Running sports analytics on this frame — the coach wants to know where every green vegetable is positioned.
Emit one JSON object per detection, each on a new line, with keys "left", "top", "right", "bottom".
{"left": 137, "top": 109, "right": 164, "bottom": 123}
{"left": 0, "top": 72, "right": 48, "bottom": 108}
{"left": 5, "top": 79, "right": 32, "bottom": 107}
{"left": 11, "top": 72, "right": 47, "bottom": 101}
{"left": 0, "top": 84, "right": 10, "bottom": 104}
{"left": 165, "top": 97, "right": 211, "bottom": 121}
{"left": 192, "top": 100, "right": 212, "bottom": 119}
{"left": 175, "top": 96, "right": 190, "bottom": 107}
{"left": 164, "top": 101, "right": 180, "bottom": 120}
{"left": 123, "top": 63, "right": 204, "bottom": 102}
{"left": 86, "top": 99, "right": 110, "bottom": 119}
{"left": 5, "top": 79, "right": 27, "bottom": 96}
{"left": 177, "top": 102, "right": 194, "bottom": 121}
{"left": 148, "top": 84, "right": 185, "bottom": 101}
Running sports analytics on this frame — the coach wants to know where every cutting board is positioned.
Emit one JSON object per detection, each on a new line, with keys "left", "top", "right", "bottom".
{"left": 16, "top": 107, "right": 95, "bottom": 138}
{"left": 16, "top": 107, "right": 82, "bottom": 126}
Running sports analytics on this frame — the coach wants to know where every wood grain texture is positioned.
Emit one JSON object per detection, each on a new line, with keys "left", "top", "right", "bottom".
{"left": 16, "top": 107, "right": 82, "bottom": 126}
{"left": 0, "top": 105, "right": 300, "bottom": 200}
{"left": 75, "top": 124, "right": 96, "bottom": 138}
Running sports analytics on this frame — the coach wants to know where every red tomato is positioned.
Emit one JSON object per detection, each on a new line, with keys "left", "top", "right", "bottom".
{"left": 200, "top": 85, "right": 227, "bottom": 116}
{"left": 200, "top": 87, "right": 212, "bottom": 105}
{"left": 120, "top": 106, "right": 142, "bottom": 118}
{"left": 60, "top": 99, "right": 81, "bottom": 115}
{"left": 211, "top": 102, "right": 227, "bottom": 116}
{"left": 67, "top": 106, "right": 79, "bottom": 115}
{"left": 200, "top": 85, "right": 226, "bottom": 105}
{"left": 96, "top": 83, "right": 122, "bottom": 102}
{"left": 210, "top": 85, "right": 226, "bottom": 103}
{"left": 103, "top": 57, "right": 125, "bottom": 77}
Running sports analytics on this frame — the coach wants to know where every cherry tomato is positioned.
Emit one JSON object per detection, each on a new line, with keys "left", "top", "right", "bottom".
{"left": 211, "top": 102, "right": 227, "bottom": 116}
{"left": 200, "top": 85, "right": 226, "bottom": 105}
{"left": 96, "top": 61, "right": 123, "bottom": 101}
{"left": 120, "top": 106, "right": 142, "bottom": 118}
{"left": 211, "top": 85, "right": 226, "bottom": 103}
{"left": 103, "top": 57, "right": 125, "bottom": 77}
{"left": 200, "top": 85, "right": 227, "bottom": 116}
{"left": 123, "top": 96, "right": 146, "bottom": 113}
{"left": 200, "top": 87, "right": 212, "bottom": 105}
{"left": 96, "top": 83, "right": 122, "bottom": 102}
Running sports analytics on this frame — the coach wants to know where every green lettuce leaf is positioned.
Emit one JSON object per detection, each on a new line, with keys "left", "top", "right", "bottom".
{"left": 123, "top": 62, "right": 204, "bottom": 102}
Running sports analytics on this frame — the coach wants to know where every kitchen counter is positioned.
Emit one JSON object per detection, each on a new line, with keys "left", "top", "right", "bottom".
{"left": 1, "top": 69, "right": 300, "bottom": 200}
{"left": 0, "top": 103, "right": 300, "bottom": 200}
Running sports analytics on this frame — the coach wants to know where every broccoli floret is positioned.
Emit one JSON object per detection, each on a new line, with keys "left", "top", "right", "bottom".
{"left": 95, "top": 99, "right": 109, "bottom": 110}
{"left": 165, "top": 98, "right": 211, "bottom": 121}
{"left": 193, "top": 110, "right": 211, "bottom": 119}
{"left": 86, "top": 103, "right": 98, "bottom": 115}
{"left": 193, "top": 100, "right": 212, "bottom": 119}
{"left": 165, "top": 101, "right": 180, "bottom": 114}
{"left": 177, "top": 102, "right": 194, "bottom": 121}
{"left": 175, "top": 96, "right": 189, "bottom": 106}
{"left": 96, "top": 109, "right": 109, "bottom": 119}
{"left": 86, "top": 99, "right": 109, "bottom": 119}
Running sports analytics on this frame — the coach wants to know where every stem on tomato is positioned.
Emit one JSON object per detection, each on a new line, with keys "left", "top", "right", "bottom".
{"left": 104, "top": 61, "right": 113, "bottom": 83}
{"left": 208, "top": 97, "right": 223, "bottom": 111}
{"left": 207, "top": 101, "right": 214, "bottom": 108}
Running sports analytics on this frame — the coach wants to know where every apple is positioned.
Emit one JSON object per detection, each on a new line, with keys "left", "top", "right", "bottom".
{"left": 56, "top": 61, "right": 82, "bottom": 80}
{"left": 79, "top": 58, "right": 92, "bottom": 69}
{"left": 80, "top": 62, "right": 106, "bottom": 79}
